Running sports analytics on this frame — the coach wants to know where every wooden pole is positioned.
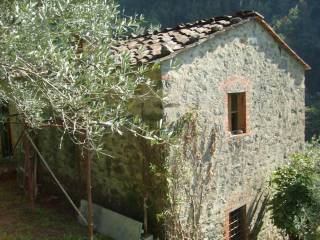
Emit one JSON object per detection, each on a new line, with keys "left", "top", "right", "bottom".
{"left": 141, "top": 138, "right": 150, "bottom": 236}
{"left": 84, "top": 144, "right": 94, "bottom": 240}
{"left": 143, "top": 195, "right": 148, "bottom": 235}
{"left": 23, "top": 133, "right": 34, "bottom": 212}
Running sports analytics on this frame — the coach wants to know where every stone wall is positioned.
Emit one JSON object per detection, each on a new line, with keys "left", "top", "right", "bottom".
{"left": 161, "top": 19, "right": 305, "bottom": 239}
{"left": 5, "top": 73, "right": 166, "bottom": 236}
{"left": 37, "top": 129, "right": 146, "bottom": 216}
{"left": 32, "top": 89, "right": 166, "bottom": 235}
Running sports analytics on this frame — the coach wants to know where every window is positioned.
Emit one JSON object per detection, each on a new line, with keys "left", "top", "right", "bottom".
{"left": 0, "top": 105, "right": 12, "bottom": 159}
{"left": 228, "top": 92, "right": 246, "bottom": 135}
{"left": 228, "top": 205, "right": 247, "bottom": 240}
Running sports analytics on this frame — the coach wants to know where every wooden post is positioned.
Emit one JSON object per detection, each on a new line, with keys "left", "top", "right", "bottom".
{"left": 141, "top": 138, "right": 150, "bottom": 236}
{"left": 84, "top": 144, "right": 94, "bottom": 240}
{"left": 23, "top": 133, "right": 34, "bottom": 212}
{"left": 143, "top": 195, "right": 148, "bottom": 235}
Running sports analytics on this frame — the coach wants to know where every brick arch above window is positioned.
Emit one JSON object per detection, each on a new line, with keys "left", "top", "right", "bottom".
{"left": 219, "top": 75, "right": 252, "bottom": 93}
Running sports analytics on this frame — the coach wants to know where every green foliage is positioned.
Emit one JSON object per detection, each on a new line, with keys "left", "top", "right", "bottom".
{"left": 162, "top": 112, "right": 218, "bottom": 239}
{"left": 306, "top": 94, "right": 320, "bottom": 139}
{"left": 268, "top": 140, "right": 320, "bottom": 239}
{"left": 0, "top": 0, "right": 161, "bottom": 154}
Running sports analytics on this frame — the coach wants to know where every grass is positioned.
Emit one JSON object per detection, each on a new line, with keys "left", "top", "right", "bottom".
{"left": 0, "top": 235, "right": 108, "bottom": 240}
{"left": 0, "top": 175, "right": 112, "bottom": 240}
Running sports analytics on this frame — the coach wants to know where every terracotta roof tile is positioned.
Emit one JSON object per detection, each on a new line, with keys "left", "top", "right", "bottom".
{"left": 114, "top": 10, "right": 310, "bottom": 70}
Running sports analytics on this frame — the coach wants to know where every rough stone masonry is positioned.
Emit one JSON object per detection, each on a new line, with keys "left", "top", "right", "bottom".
{"left": 161, "top": 19, "right": 305, "bottom": 239}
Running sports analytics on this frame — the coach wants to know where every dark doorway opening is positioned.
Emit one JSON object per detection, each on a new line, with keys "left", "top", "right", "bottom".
{"left": 0, "top": 105, "right": 13, "bottom": 159}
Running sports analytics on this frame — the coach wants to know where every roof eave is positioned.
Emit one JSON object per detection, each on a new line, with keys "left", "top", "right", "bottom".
{"left": 254, "top": 16, "right": 311, "bottom": 71}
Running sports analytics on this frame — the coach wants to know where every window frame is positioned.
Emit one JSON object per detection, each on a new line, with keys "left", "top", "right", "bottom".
{"left": 228, "top": 205, "right": 248, "bottom": 240}
{"left": 228, "top": 92, "right": 247, "bottom": 135}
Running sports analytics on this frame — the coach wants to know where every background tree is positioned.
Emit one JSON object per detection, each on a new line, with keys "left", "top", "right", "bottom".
{"left": 306, "top": 95, "right": 320, "bottom": 139}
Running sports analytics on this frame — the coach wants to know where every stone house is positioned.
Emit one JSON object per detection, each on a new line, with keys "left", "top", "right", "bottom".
{"left": 1, "top": 10, "right": 310, "bottom": 240}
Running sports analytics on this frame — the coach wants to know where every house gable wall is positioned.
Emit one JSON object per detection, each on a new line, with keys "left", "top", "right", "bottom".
{"left": 161, "top": 20, "right": 305, "bottom": 239}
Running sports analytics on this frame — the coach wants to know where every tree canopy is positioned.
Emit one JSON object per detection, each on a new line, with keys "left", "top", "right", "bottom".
{"left": 0, "top": 0, "right": 160, "bottom": 153}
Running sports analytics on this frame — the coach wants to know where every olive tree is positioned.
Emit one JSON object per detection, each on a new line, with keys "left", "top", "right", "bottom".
{"left": 0, "top": 1, "right": 161, "bottom": 239}
{"left": 0, "top": 0, "right": 159, "bottom": 151}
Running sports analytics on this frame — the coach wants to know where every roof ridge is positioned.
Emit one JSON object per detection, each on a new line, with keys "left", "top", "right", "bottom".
{"left": 124, "top": 10, "right": 261, "bottom": 41}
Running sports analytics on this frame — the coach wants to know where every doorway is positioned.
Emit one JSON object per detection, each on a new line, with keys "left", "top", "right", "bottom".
{"left": 0, "top": 105, "right": 12, "bottom": 160}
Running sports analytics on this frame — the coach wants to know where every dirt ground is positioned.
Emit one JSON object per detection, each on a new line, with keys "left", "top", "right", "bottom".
{"left": 0, "top": 167, "right": 110, "bottom": 240}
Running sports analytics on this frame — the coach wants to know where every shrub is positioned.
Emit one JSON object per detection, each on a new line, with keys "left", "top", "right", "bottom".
{"left": 268, "top": 140, "right": 320, "bottom": 240}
